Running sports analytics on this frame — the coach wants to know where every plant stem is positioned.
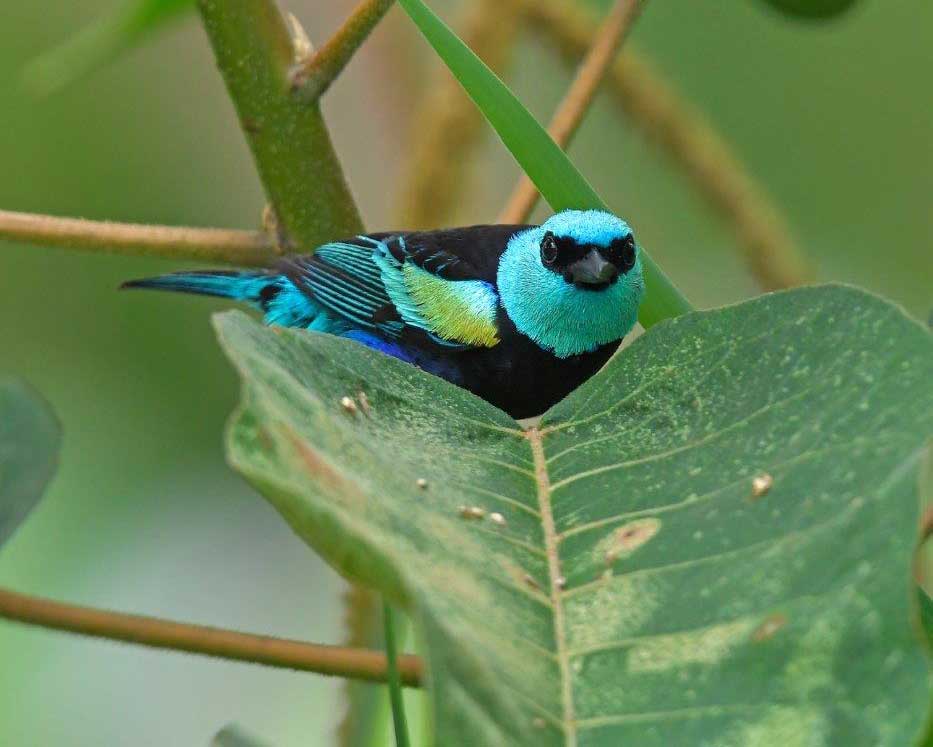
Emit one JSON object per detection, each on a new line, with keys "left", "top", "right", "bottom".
{"left": 498, "top": 0, "right": 645, "bottom": 224}
{"left": 290, "top": 0, "right": 396, "bottom": 101}
{"left": 524, "top": 0, "right": 810, "bottom": 290}
{"left": 197, "top": 0, "right": 363, "bottom": 252}
{"left": 0, "top": 208, "right": 274, "bottom": 266}
{"left": 383, "top": 600, "right": 411, "bottom": 747}
{"left": 0, "top": 586, "right": 422, "bottom": 686}
{"left": 396, "top": 0, "right": 523, "bottom": 229}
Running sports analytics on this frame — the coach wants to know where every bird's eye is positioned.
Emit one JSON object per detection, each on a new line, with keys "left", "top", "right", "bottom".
{"left": 540, "top": 231, "right": 559, "bottom": 266}
{"left": 606, "top": 235, "right": 636, "bottom": 271}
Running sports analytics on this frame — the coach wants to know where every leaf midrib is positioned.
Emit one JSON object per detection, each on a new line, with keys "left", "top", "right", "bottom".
{"left": 526, "top": 426, "right": 576, "bottom": 747}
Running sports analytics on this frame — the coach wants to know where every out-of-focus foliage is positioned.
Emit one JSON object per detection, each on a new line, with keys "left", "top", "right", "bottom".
{"left": 0, "top": 380, "right": 59, "bottom": 549}
{"left": 24, "top": 0, "right": 194, "bottom": 94}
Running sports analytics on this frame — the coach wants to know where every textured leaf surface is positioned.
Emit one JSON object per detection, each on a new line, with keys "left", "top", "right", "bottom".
{"left": 217, "top": 285, "right": 933, "bottom": 746}
{"left": 0, "top": 379, "right": 60, "bottom": 549}
{"left": 394, "top": 0, "right": 690, "bottom": 329}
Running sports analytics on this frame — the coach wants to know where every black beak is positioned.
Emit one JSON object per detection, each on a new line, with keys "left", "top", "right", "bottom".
{"left": 566, "top": 249, "right": 618, "bottom": 287}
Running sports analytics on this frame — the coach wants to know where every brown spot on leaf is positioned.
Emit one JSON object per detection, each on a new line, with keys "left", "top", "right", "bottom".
{"left": 599, "top": 518, "right": 661, "bottom": 566}
{"left": 523, "top": 573, "right": 541, "bottom": 590}
{"left": 279, "top": 424, "right": 362, "bottom": 506}
{"left": 458, "top": 505, "right": 485, "bottom": 520}
{"left": 752, "top": 613, "right": 787, "bottom": 642}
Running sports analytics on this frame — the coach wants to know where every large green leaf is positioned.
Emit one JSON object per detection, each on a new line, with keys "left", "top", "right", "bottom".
{"left": 24, "top": 0, "right": 193, "bottom": 95}
{"left": 394, "top": 0, "right": 691, "bottom": 330}
{"left": 0, "top": 379, "right": 60, "bottom": 550}
{"left": 216, "top": 285, "right": 933, "bottom": 746}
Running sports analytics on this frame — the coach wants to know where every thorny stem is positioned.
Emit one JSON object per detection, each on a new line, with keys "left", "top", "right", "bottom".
{"left": 396, "top": 0, "right": 523, "bottom": 228}
{"left": 498, "top": 0, "right": 645, "bottom": 225}
{"left": 290, "top": 0, "right": 396, "bottom": 101}
{"left": 197, "top": 0, "right": 363, "bottom": 252}
{"left": 524, "top": 0, "right": 810, "bottom": 290}
{"left": 0, "top": 209, "right": 274, "bottom": 266}
{"left": 0, "top": 586, "right": 423, "bottom": 687}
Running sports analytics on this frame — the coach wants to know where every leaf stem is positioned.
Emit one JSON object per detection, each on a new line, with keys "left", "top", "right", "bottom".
{"left": 290, "top": 0, "right": 396, "bottom": 101}
{"left": 524, "top": 0, "right": 810, "bottom": 290}
{"left": 0, "top": 208, "right": 274, "bottom": 266}
{"left": 498, "top": 0, "right": 645, "bottom": 225}
{"left": 0, "top": 586, "right": 423, "bottom": 686}
{"left": 382, "top": 600, "right": 411, "bottom": 747}
{"left": 196, "top": 0, "right": 363, "bottom": 251}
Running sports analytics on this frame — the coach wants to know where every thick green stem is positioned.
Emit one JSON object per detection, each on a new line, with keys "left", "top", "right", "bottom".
{"left": 197, "top": 0, "right": 363, "bottom": 252}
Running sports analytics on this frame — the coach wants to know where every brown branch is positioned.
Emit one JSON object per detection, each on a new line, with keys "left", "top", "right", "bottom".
{"left": 498, "top": 0, "right": 645, "bottom": 224}
{"left": 523, "top": 0, "right": 810, "bottom": 290}
{"left": 395, "top": 0, "right": 523, "bottom": 229}
{"left": 0, "top": 586, "right": 423, "bottom": 687}
{"left": 0, "top": 209, "right": 275, "bottom": 266}
{"left": 290, "top": 0, "right": 396, "bottom": 101}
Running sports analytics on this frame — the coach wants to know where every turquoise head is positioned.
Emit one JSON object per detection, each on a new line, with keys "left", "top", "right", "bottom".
{"left": 497, "top": 209, "right": 645, "bottom": 358}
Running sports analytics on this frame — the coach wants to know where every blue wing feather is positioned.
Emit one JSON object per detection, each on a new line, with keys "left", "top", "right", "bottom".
{"left": 281, "top": 233, "right": 498, "bottom": 348}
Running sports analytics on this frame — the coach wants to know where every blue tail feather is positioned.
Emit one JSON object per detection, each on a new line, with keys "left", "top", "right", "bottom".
{"left": 122, "top": 270, "right": 323, "bottom": 329}
{"left": 121, "top": 271, "right": 274, "bottom": 302}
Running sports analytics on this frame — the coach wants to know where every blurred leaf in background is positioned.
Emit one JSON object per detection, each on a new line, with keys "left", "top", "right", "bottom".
{"left": 0, "top": 380, "right": 60, "bottom": 549}
{"left": 24, "top": 0, "right": 194, "bottom": 95}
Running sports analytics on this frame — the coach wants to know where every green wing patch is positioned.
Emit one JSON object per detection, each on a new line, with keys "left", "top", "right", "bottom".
{"left": 402, "top": 264, "right": 500, "bottom": 347}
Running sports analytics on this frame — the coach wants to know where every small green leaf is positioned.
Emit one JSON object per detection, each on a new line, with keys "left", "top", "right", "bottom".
{"left": 0, "top": 379, "right": 60, "bottom": 549}
{"left": 394, "top": 0, "right": 691, "bottom": 329}
{"left": 24, "top": 0, "right": 193, "bottom": 95}
{"left": 218, "top": 284, "right": 933, "bottom": 746}
{"left": 759, "top": 0, "right": 859, "bottom": 20}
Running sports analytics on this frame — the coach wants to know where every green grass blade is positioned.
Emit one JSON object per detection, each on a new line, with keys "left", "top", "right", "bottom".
{"left": 395, "top": 0, "right": 692, "bottom": 327}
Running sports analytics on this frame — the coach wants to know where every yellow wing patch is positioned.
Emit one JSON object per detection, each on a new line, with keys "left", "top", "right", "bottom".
{"left": 402, "top": 265, "right": 500, "bottom": 348}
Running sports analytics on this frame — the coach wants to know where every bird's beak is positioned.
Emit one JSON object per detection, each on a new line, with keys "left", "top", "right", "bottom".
{"left": 567, "top": 249, "right": 617, "bottom": 287}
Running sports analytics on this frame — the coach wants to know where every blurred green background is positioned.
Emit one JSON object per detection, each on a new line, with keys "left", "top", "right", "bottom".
{"left": 0, "top": 1, "right": 929, "bottom": 744}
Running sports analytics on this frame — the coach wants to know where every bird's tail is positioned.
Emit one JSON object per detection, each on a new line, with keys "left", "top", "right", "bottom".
{"left": 121, "top": 270, "right": 278, "bottom": 306}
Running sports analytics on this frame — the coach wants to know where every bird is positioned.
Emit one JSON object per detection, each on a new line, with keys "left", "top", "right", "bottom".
{"left": 123, "top": 209, "right": 645, "bottom": 419}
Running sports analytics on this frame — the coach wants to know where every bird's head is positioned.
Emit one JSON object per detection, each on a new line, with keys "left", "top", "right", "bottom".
{"left": 497, "top": 210, "right": 645, "bottom": 358}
